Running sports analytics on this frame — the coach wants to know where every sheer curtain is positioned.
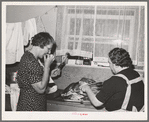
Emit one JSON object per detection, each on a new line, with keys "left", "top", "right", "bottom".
{"left": 55, "top": 6, "right": 93, "bottom": 58}
{"left": 55, "top": 5, "right": 145, "bottom": 66}
{"left": 93, "top": 6, "right": 138, "bottom": 63}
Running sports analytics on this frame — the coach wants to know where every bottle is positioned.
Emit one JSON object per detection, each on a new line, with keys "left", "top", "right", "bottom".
{"left": 57, "top": 53, "right": 70, "bottom": 70}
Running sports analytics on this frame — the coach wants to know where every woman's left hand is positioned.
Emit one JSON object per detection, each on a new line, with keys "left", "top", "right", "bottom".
{"left": 51, "top": 68, "right": 61, "bottom": 77}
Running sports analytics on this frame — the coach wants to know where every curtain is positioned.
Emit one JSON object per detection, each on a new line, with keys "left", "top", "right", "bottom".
{"left": 55, "top": 5, "right": 145, "bottom": 66}
{"left": 93, "top": 6, "right": 138, "bottom": 64}
{"left": 137, "top": 6, "right": 145, "bottom": 66}
{"left": 55, "top": 6, "right": 93, "bottom": 58}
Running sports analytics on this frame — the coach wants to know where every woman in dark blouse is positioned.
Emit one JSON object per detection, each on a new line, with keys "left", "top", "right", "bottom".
{"left": 17, "top": 32, "right": 57, "bottom": 111}
{"left": 80, "top": 48, "right": 144, "bottom": 112}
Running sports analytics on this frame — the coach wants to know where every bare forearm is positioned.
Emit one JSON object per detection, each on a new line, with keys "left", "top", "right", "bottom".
{"left": 40, "top": 67, "right": 50, "bottom": 90}
{"left": 31, "top": 67, "right": 51, "bottom": 94}
{"left": 86, "top": 88, "right": 103, "bottom": 107}
{"left": 32, "top": 54, "right": 55, "bottom": 94}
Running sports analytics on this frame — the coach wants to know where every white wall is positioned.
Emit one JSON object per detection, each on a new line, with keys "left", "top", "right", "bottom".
{"left": 6, "top": 5, "right": 57, "bottom": 39}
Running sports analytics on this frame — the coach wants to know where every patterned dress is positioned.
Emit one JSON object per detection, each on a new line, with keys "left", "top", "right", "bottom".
{"left": 17, "top": 51, "right": 46, "bottom": 111}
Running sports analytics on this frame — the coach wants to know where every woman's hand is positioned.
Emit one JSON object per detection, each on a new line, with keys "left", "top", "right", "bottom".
{"left": 51, "top": 68, "right": 61, "bottom": 77}
{"left": 79, "top": 82, "right": 90, "bottom": 92}
{"left": 44, "top": 54, "right": 55, "bottom": 68}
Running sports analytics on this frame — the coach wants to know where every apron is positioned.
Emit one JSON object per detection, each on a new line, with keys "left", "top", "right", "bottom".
{"left": 113, "top": 74, "right": 144, "bottom": 112}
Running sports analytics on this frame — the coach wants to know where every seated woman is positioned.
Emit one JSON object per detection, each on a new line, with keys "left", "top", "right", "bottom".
{"left": 80, "top": 48, "right": 144, "bottom": 112}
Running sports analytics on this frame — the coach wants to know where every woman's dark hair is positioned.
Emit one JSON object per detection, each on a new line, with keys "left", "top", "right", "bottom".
{"left": 108, "top": 48, "right": 134, "bottom": 69}
{"left": 31, "top": 32, "right": 55, "bottom": 48}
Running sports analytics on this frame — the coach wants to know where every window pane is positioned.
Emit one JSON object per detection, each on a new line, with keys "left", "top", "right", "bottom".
{"left": 75, "top": 42, "right": 78, "bottom": 49}
{"left": 96, "top": 19, "right": 119, "bottom": 37}
{"left": 83, "top": 19, "right": 94, "bottom": 36}
{"left": 118, "top": 20, "right": 123, "bottom": 38}
{"left": 103, "top": 19, "right": 118, "bottom": 37}
{"left": 69, "top": 18, "right": 81, "bottom": 35}
{"left": 76, "top": 18, "right": 81, "bottom": 35}
{"left": 68, "top": 37, "right": 74, "bottom": 41}
{"left": 95, "top": 44, "right": 104, "bottom": 57}
{"left": 125, "top": 10, "right": 135, "bottom": 16}
{"left": 95, "top": 19, "right": 130, "bottom": 38}
{"left": 95, "top": 38, "right": 114, "bottom": 43}
{"left": 81, "top": 43, "right": 93, "bottom": 52}
{"left": 95, "top": 19, "right": 104, "bottom": 36}
{"left": 84, "top": 9, "right": 94, "bottom": 14}
{"left": 123, "top": 20, "right": 130, "bottom": 39}
{"left": 121, "top": 44, "right": 128, "bottom": 51}
{"left": 118, "top": 20, "right": 130, "bottom": 39}
{"left": 68, "top": 42, "right": 73, "bottom": 50}
{"left": 107, "top": 10, "right": 119, "bottom": 15}
{"left": 95, "top": 44, "right": 116, "bottom": 57}
{"left": 69, "top": 18, "right": 75, "bottom": 35}
{"left": 82, "top": 37, "right": 94, "bottom": 42}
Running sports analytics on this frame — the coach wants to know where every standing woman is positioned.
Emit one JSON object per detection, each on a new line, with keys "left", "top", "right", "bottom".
{"left": 17, "top": 32, "right": 55, "bottom": 111}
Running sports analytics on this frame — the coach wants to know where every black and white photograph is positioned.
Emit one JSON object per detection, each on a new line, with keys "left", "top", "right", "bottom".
{"left": 2, "top": 1, "right": 148, "bottom": 121}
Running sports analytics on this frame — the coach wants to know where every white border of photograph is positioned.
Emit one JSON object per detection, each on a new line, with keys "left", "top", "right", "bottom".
{"left": 2, "top": 1, "right": 148, "bottom": 120}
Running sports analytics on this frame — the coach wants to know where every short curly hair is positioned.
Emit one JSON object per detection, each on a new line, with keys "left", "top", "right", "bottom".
{"left": 108, "top": 48, "right": 134, "bottom": 68}
{"left": 31, "top": 32, "right": 55, "bottom": 48}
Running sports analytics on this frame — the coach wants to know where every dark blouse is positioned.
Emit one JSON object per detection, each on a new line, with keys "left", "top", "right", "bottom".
{"left": 96, "top": 68, "right": 144, "bottom": 111}
{"left": 17, "top": 51, "right": 46, "bottom": 111}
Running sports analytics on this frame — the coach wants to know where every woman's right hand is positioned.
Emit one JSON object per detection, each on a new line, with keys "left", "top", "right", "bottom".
{"left": 51, "top": 68, "right": 61, "bottom": 77}
{"left": 44, "top": 54, "right": 55, "bottom": 68}
{"left": 79, "top": 82, "right": 90, "bottom": 92}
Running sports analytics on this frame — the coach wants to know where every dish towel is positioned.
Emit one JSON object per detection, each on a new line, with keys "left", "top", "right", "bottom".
{"left": 22, "top": 18, "right": 37, "bottom": 46}
{"left": 10, "top": 83, "right": 20, "bottom": 111}
{"left": 6, "top": 22, "right": 24, "bottom": 64}
{"left": 5, "top": 84, "right": 20, "bottom": 111}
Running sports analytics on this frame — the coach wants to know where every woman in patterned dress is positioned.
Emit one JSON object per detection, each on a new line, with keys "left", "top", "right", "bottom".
{"left": 17, "top": 32, "right": 57, "bottom": 111}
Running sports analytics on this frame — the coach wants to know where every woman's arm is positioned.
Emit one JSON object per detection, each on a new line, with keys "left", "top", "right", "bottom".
{"left": 51, "top": 68, "right": 61, "bottom": 78}
{"left": 80, "top": 84, "right": 103, "bottom": 107}
{"left": 31, "top": 67, "right": 50, "bottom": 94}
{"left": 32, "top": 54, "right": 55, "bottom": 94}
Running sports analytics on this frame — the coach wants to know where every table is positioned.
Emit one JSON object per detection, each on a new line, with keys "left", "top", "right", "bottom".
{"left": 46, "top": 90, "right": 106, "bottom": 111}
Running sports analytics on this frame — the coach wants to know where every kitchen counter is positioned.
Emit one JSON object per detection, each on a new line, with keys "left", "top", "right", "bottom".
{"left": 46, "top": 89, "right": 106, "bottom": 111}
{"left": 5, "top": 89, "right": 106, "bottom": 111}
{"left": 47, "top": 99, "right": 104, "bottom": 111}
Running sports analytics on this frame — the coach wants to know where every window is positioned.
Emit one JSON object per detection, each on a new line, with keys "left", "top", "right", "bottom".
{"left": 55, "top": 6, "right": 145, "bottom": 66}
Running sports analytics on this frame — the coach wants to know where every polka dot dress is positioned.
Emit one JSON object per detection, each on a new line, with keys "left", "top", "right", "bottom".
{"left": 17, "top": 51, "right": 46, "bottom": 111}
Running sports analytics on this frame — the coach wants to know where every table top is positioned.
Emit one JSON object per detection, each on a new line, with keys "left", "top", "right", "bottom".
{"left": 46, "top": 89, "right": 106, "bottom": 111}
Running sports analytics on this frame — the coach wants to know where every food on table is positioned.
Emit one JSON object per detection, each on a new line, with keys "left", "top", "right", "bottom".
{"left": 61, "top": 77, "right": 103, "bottom": 102}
